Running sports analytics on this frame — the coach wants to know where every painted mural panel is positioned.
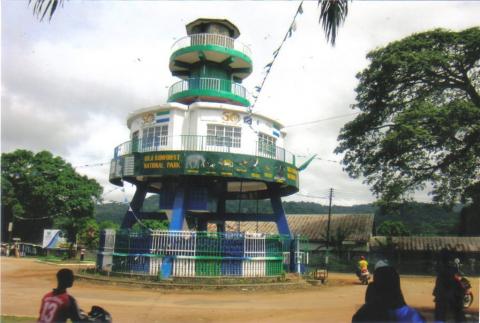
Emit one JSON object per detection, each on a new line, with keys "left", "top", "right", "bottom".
{"left": 127, "top": 151, "right": 298, "bottom": 188}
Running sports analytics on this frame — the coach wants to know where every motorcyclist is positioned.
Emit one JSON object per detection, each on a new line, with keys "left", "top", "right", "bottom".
{"left": 433, "top": 250, "right": 466, "bottom": 322}
{"left": 357, "top": 256, "right": 369, "bottom": 278}
{"left": 38, "top": 268, "right": 84, "bottom": 323}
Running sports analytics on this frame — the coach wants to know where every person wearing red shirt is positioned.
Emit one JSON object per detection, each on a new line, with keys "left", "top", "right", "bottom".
{"left": 38, "top": 268, "right": 84, "bottom": 323}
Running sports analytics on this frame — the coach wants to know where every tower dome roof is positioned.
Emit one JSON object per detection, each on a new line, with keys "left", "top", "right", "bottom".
{"left": 186, "top": 18, "right": 241, "bottom": 39}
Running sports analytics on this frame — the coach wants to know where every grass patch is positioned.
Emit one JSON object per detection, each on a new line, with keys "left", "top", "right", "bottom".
{"left": 37, "top": 255, "right": 95, "bottom": 264}
{"left": 1, "top": 315, "right": 37, "bottom": 323}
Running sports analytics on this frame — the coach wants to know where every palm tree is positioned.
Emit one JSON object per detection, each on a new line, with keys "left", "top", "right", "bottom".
{"left": 30, "top": 0, "right": 350, "bottom": 46}
{"left": 318, "top": 0, "right": 350, "bottom": 46}
{"left": 30, "top": 0, "right": 64, "bottom": 21}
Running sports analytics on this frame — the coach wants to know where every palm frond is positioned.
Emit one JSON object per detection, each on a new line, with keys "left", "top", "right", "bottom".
{"left": 29, "top": 0, "right": 64, "bottom": 21}
{"left": 318, "top": 0, "right": 350, "bottom": 46}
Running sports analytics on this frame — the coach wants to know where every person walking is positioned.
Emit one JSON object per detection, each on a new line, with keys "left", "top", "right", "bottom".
{"left": 352, "top": 262, "right": 425, "bottom": 322}
{"left": 80, "top": 248, "right": 86, "bottom": 261}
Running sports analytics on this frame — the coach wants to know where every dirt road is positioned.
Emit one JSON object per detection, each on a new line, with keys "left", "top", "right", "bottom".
{"left": 1, "top": 258, "right": 478, "bottom": 322}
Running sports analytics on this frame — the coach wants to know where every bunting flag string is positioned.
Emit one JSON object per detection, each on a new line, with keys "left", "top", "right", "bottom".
{"left": 250, "top": 1, "right": 304, "bottom": 110}
{"left": 102, "top": 186, "right": 122, "bottom": 197}
{"left": 74, "top": 161, "right": 110, "bottom": 169}
{"left": 127, "top": 205, "right": 151, "bottom": 231}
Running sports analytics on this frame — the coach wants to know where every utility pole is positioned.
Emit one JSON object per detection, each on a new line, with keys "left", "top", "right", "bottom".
{"left": 325, "top": 188, "right": 334, "bottom": 278}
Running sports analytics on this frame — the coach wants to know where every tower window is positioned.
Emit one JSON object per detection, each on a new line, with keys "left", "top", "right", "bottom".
{"left": 142, "top": 125, "right": 168, "bottom": 150}
{"left": 258, "top": 133, "right": 276, "bottom": 157}
{"left": 206, "top": 124, "right": 241, "bottom": 148}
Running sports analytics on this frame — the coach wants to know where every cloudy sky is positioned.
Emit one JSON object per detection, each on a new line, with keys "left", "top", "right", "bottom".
{"left": 2, "top": 1, "right": 479, "bottom": 206}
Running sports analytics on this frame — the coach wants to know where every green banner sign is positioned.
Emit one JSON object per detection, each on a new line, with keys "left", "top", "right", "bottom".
{"left": 135, "top": 150, "right": 298, "bottom": 188}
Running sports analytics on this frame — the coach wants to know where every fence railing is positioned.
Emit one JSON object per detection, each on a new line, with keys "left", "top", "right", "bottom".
{"left": 113, "top": 135, "right": 295, "bottom": 164}
{"left": 168, "top": 77, "right": 250, "bottom": 102}
{"left": 97, "top": 230, "right": 302, "bottom": 277}
{"left": 171, "top": 33, "right": 252, "bottom": 57}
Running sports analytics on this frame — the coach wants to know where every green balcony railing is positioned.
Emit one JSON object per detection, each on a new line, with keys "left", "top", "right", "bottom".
{"left": 167, "top": 77, "right": 251, "bottom": 104}
{"left": 113, "top": 135, "right": 295, "bottom": 164}
{"left": 171, "top": 33, "right": 252, "bottom": 58}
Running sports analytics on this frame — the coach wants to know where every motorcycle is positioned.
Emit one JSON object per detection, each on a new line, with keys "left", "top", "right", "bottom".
{"left": 80, "top": 306, "right": 112, "bottom": 323}
{"left": 358, "top": 268, "right": 370, "bottom": 285}
{"left": 459, "top": 276, "right": 474, "bottom": 308}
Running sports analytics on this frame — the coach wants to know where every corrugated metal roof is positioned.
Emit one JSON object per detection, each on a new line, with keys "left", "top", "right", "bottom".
{"left": 370, "top": 236, "right": 480, "bottom": 252}
{"left": 207, "top": 214, "right": 374, "bottom": 242}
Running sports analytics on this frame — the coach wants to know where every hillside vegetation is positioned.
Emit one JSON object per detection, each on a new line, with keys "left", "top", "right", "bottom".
{"left": 95, "top": 196, "right": 461, "bottom": 236}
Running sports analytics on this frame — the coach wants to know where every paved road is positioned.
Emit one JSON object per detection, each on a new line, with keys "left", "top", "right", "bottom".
{"left": 1, "top": 258, "right": 478, "bottom": 322}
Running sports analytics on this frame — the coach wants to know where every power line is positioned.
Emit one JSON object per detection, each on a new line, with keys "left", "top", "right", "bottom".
{"left": 295, "top": 192, "right": 330, "bottom": 200}
{"left": 284, "top": 112, "right": 361, "bottom": 128}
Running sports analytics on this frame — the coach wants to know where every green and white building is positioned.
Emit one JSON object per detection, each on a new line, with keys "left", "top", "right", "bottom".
{"left": 105, "top": 18, "right": 309, "bottom": 278}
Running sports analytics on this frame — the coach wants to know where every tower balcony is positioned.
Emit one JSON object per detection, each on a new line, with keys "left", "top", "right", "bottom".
{"left": 110, "top": 135, "right": 299, "bottom": 197}
{"left": 113, "top": 135, "right": 295, "bottom": 164}
{"left": 167, "top": 77, "right": 251, "bottom": 107}
{"left": 171, "top": 33, "right": 252, "bottom": 57}
{"left": 169, "top": 34, "right": 252, "bottom": 80}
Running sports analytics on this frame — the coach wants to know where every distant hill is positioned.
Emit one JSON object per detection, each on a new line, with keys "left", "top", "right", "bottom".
{"left": 95, "top": 196, "right": 460, "bottom": 235}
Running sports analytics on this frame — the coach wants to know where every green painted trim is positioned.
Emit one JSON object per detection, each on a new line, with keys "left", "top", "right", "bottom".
{"left": 168, "top": 88, "right": 250, "bottom": 107}
{"left": 110, "top": 150, "right": 299, "bottom": 191}
{"left": 111, "top": 253, "right": 283, "bottom": 261}
{"left": 170, "top": 44, "right": 252, "bottom": 72}
{"left": 156, "top": 110, "right": 170, "bottom": 116}
{"left": 298, "top": 154, "right": 317, "bottom": 171}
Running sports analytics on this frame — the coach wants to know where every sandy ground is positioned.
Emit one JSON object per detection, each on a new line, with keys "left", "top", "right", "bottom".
{"left": 1, "top": 257, "right": 478, "bottom": 322}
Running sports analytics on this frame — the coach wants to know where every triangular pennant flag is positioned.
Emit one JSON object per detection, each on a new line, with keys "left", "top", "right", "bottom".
{"left": 272, "top": 47, "right": 281, "bottom": 57}
{"left": 298, "top": 3, "right": 303, "bottom": 14}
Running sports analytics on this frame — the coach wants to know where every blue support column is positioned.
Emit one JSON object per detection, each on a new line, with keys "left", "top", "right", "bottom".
{"left": 168, "top": 186, "right": 186, "bottom": 230}
{"left": 216, "top": 195, "right": 226, "bottom": 233}
{"left": 269, "top": 188, "right": 291, "bottom": 237}
{"left": 162, "top": 186, "right": 186, "bottom": 279}
{"left": 121, "top": 184, "right": 147, "bottom": 229}
{"left": 269, "top": 185, "right": 294, "bottom": 272}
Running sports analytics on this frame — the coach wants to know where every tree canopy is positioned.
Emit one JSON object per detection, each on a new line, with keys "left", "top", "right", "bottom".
{"left": 377, "top": 221, "right": 410, "bottom": 237}
{"left": 1, "top": 150, "right": 103, "bottom": 243}
{"left": 335, "top": 27, "right": 480, "bottom": 206}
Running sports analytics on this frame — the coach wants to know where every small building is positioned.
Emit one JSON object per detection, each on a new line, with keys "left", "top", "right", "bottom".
{"left": 369, "top": 236, "right": 480, "bottom": 274}
{"left": 209, "top": 213, "right": 375, "bottom": 252}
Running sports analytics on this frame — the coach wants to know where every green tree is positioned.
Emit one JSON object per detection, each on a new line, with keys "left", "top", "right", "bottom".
{"left": 77, "top": 218, "right": 99, "bottom": 250}
{"left": 131, "top": 219, "right": 168, "bottom": 232}
{"left": 459, "top": 182, "right": 480, "bottom": 235}
{"left": 1, "top": 150, "right": 102, "bottom": 244}
{"left": 98, "top": 220, "right": 120, "bottom": 231}
{"left": 336, "top": 28, "right": 480, "bottom": 206}
{"left": 377, "top": 221, "right": 410, "bottom": 237}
